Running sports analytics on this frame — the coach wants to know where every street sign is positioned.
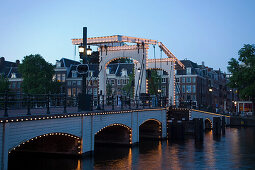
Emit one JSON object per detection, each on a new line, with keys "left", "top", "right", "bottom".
{"left": 77, "top": 64, "right": 89, "bottom": 74}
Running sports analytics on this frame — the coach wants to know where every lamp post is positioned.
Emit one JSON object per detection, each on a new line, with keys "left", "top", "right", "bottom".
{"left": 77, "top": 27, "right": 92, "bottom": 111}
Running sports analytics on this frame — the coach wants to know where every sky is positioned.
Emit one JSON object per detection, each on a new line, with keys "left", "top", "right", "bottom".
{"left": 1, "top": 0, "right": 255, "bottom": 72}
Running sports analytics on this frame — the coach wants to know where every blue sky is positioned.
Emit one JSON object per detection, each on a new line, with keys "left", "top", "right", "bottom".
{"left": 1, "top": 0, "right": 255, "bottom": 72}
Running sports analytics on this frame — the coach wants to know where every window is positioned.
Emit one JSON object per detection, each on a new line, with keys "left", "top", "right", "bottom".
{"left": 72, "top": 81, "right": 76, "bottom": 86}
{"left": 123, "top": 79, "right": 127, "bottom": 85}
{"left": 88, "top": 88, "right": 92, "bottom": 94}
{"left": 192, "top": 95, "right": 196, "bottom": 101}
{"left": 67, "top": 81, "right": 71, "bottom": 86}
{"left": 72, "top": 88, "right": 76, "bottom": 96}
{"left": 175, "top": 85, "right": 180, "bottom": 93}
{"left": 77, "top": 81, "right": 81, "bottom": 86}
{"left": 192, "top": 77, "right": 196, "bottom": 83}
{"left": 56, "top": 61, "right": 61, "bottom": 68}
{"left": 186, "top": 67, "right": 191, "bottom": 75}
{"left": 186, "top": 77, "right": 191, "bottom": 83}
{"left": 111, "top": 80, "right": 115, "bottom": 85}
{"left": 117, "top": 79, "right": 121, "bottom": 85}
{"left": 88, "top": 71, "right": 93, "bottom": 77}
{"left": 162, "top": 78, "right": 166, "bottom": 83}
{"left": 89, "top": 80, "right": 93, "bottom": 86}
{"left": 186, "top": 85, "right": 191, "bottom": 93}
{"left": 17, "top": 82, "right": 21, "bottom": 88}
{"left": 62, "top": 74, "right": 65, "bottom": 82}
{"left": 72, "top": 71, "right": 77, "bottom": 78}
{"left": 11, "top": 82, "right": 16, "bottom": 89}
{"left": 192, "top": 85, "right": 196, "bottom": 93}
{"left": 93, "top": 88, "right": 98, "bottom": 96}
{"left": 11, "top": 73, "right": 16, "bottom": 78}
{"left": 57, "top": 74, "right": 61, "bottom": 82}
{"left": 182, "top": 85, "right": 185, "bottom": 92}
{"left": 182, "top": 77, "right": 185, "bottom": 83}
{"left": 176, "top": 95, "right": 179, "bottom": 100}
{"left": 176, "top": 78, "right": 179, "bottom": 82}
{"left": 68, "top": 88, "right": 71, "bottom": 96}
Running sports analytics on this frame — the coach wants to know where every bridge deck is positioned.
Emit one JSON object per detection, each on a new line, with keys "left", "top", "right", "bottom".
{"left": 0, "top": 105, "right": 166, "bottom": 122}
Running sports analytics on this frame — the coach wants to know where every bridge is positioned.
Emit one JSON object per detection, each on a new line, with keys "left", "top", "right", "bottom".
{"left": 0, "top": 107, "right": 167, "bottom": 170}
{"left": 190, "top": 109, "right": 230, "bottom": 129}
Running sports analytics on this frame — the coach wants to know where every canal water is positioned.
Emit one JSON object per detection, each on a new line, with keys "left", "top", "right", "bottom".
{"left": 9, "top": 127, "right": 255, "bottom": 169}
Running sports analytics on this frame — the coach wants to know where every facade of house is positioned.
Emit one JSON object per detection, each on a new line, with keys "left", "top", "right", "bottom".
{"left": 0, "top": 57, "right": 22, "bottom": 93}
{"left": 175, "top": 59, "right": 234, "bottom": 113}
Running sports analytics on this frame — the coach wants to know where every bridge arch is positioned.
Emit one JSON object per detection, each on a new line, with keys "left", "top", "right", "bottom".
{"left": 204, "top": 118, "right": 212, "bottom": 130}
{"left": 8, "top": 132, "right": 81, "bottom": 155}
{"left": 94, "top": 123, "right": 132, "bottom": 145}
{"left": 99, "top": 46, "right": 148, "bottom": 99}
{"left": 139, "top": 119, "right": 162, "bottom": 139}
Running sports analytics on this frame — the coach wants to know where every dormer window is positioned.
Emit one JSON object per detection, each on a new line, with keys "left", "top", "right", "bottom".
{"left": 56, "top": 61, "right": 61, "bottom": 68}
{"left": 121, "top": 69, "right": 127, "bottom": 77}
{"left": 186, "top": 67, "right": 191, "bottom": 75}
{"left": 11, "top": 73, "right": 16, "bottom": 78}
{"left": 72, "top": 70, "right": 77, "bottom": 78}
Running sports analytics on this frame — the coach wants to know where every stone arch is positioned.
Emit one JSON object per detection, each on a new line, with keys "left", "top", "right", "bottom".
{"left": 204, "top": 118, "right": 212, "bottom": 130}
{"left": 139, "top": 119, "right": 162, "bottom": 139}
{"left": 94, "top": 123, "right": 132, "bottom": 145}
{"left": 8, "top": 132, "right": 81, "bottom": 155}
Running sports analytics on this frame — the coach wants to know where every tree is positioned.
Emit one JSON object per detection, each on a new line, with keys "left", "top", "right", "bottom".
{"left": 106, "top": 83, "right": 113, "bottom": 97}
{"left": 123, "top": 72, "right": 134, "bottom": 97}
{"left": 19, "top": 54, "right": 57, "bottom": 94}
{"left": 147, "top": 69, "right": 162, "bottom": 95}
{"left": 227, "top": 44, "right": 255, "bottom": 114}
{"left": 0, "top": 75, "right": 9, "bottom": 93}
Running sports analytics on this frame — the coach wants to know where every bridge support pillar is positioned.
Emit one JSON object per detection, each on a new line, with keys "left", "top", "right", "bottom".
{"left": 1, "top": 123, "right": 9, "bottom": 170}
{"left": 81, "top": 116, "right": 94, "bottom": 155}
{"left": 213, "top": 117, "right": 221, "bottom": 136}
{"left": 131, "top": 112, "right": 139, "bottom": 145}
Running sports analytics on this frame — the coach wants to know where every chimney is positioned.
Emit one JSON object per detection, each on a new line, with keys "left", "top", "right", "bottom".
{"left": 16, "top": 60, "right": 20, "bottom": 65}
{"left": 202, "top": 61, "right": 205, "bottom": 66}
{"left": 0, "top": 57, "right": 5, "bottom": 66}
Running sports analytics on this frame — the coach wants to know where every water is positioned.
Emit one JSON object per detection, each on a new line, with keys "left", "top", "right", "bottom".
{"left": 9, "top": 127, "right": 255, "bottom": 169}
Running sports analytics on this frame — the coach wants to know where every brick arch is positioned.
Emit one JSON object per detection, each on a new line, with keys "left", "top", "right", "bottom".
{"left": 204, "top": 118, "right": 213, "bottom": 129}
{"left": 139, "top": 118, "right": 162, "bottom": 139}
{"left": 94, "top": 123, "right": 132, "bottom": 145}
{"left": 139, "top": 118, "right": 162, "bottom": 127}
{"left": 8, "top": 132, "right": 81, "bottom": 154}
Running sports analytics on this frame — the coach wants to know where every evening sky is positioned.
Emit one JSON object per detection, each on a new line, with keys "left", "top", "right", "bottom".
{"left": 1, "top": 0, "right": 255, "bottom": 72}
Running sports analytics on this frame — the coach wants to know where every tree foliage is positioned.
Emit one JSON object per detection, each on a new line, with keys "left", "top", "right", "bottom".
{"left": 19, "top": 54, "right": 58, "bottom": 94}
{"left": 123, "top": 71, "right": 134, "bottom": 97}
{"left": 147, "top": 69, "right": 162, "bottom": 95}
{"left": 106, "top": 83, "right": 113, "bottom": 97}
{"left": 227, "top": 44, "right": 255, "bottom": 101}
{"left": 0, "top": 75, "right": 9, "bottom": 93}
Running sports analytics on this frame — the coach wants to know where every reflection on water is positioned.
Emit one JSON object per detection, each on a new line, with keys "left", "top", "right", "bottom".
{"left": 9, "top": 127, "right": 255, "bottom": 169}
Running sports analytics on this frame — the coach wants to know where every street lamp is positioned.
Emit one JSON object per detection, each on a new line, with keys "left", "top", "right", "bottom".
{"left": 77, "top": 27, "right": 93, "bottom": 111}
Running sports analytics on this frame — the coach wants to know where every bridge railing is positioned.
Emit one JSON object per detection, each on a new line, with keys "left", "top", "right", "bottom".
{"left": 0, "top": 91, "right": 169, "bottom": 117}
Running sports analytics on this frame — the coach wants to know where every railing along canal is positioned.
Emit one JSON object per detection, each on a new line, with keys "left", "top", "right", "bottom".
{"left": 0, "top": 92, "right": 169, "bottom": 117}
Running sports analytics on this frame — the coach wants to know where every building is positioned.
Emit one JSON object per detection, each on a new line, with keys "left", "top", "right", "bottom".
{"left": 175, "top": 59, "right": 233, "bottom": 113}
{"left": 0, "top": 57, "right": 22, "bottom": 93}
